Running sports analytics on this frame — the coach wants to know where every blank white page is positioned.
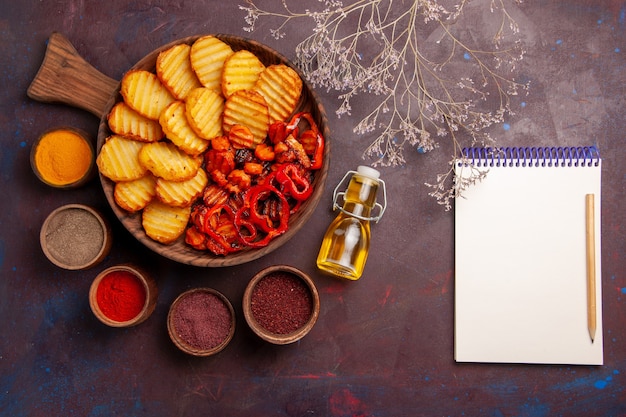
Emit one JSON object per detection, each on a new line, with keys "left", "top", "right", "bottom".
{"left": 454, "top": 148, "right": 603, "bottom": 365}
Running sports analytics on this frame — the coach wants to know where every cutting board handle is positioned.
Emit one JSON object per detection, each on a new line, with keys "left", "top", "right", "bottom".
{"left": 27, "top": 32, "right": 118, "bottom": 119}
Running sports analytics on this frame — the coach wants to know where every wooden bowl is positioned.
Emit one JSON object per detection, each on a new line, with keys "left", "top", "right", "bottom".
{"left": 243, "top": 265, "right": 320, "bottom": 345}
{"left": 40, "top": 204, "right": 112, "bottom": 270}
{"left": 89, "top": 264, "right": 158, "bottom": 327}
{"left": 28, "top": 33, "right": 330, "bottom": 267}
{"left": 167, "top": 288, "right": 236, "bottom": 357}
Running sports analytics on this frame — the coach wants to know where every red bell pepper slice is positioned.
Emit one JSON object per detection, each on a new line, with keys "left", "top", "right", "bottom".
{"left": 268, "top": 121, "right": 298, "bottom": 144}
{"left": 298, "top": 113, "right": 324, "bottom": 170}
{"left": 276, "top": 163, "right": 313, "bottom": 201}
{"left": 271, "top": 111, "right": 325, "bottom": 169}
{"left": 286, "top": 112, "right": 325, "bottom": 170}
{"left": 308, "top": 130, "right": 324, "bottom": 170}
{"left": 232, "top": 207, "right": 259, "bottom": 246}
{"left": 201, "top": 204, "right": 237, "bottom": 255}
{"left": 246, "top": 184, "right": 290, "bottom": 233}
{"left": 234, "top": 184, "right": 290, "bottom": 248}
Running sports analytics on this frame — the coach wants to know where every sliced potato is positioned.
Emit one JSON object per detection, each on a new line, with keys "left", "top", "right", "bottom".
{"left": 156, "top": 43, "right": 203, "bottom": 100}
{"left": 142, "top": 200, "right": 191, "bottom": 244}
{"left": 120, "top": 69, "right": 176, "bottom": 120}
{"left": 114, "top": 174, "right": 157, "bottom": 212}
{"left": 98, "top": 40, "right": 311, "bottom": 250}
{"left": 138, "top": 141, "right": 201, "bottom": 181}
{"left": 159, "top": 100, "right": 210, "bottom": 155}
{"left": 97, "top": 135, "right": 147, "bottom": 181}
{"left": 108, "top": 102, "right": 164, "bottom": 143}
{"left": 185, "top": 87, "right": 224, "bottom": 140}
{"left": 190, "top": 35, "right": 234, "bottom": 93}
{"left": 254, "top": 64, "right": 303, "bottom": 124}
{"left": 222, "top": 89, "right": 269, "bottom": 148}
{"left": 156, "top": 167, "right": 208, "bottom": 207}
{"left": 221, "top": 50, "right": 265, "bottom": 98}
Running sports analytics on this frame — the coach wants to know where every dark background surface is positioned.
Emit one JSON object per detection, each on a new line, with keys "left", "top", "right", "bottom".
{"left": 1, "top": 1, "right": 625, "bottom": 416}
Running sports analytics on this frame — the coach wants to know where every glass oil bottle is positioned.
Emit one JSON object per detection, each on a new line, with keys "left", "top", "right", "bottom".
{"left": 316, "top": 166, "right": 387, "bottom": 280}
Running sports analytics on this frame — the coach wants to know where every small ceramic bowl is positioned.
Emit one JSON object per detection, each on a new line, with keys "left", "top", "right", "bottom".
{"left": 31, "top": 127, "right": 95, "bottom": 189}
{"left": 243, "top": 265, "right": 320, "bottom": 345}
{"left": 40, "top": 204, "right": 112, "bottom": 270}
{"left": 167, "top": 288, "right": 236, "bottom": 357}
{"left": 89, "top": 264, "right": 158, "bottom": 327}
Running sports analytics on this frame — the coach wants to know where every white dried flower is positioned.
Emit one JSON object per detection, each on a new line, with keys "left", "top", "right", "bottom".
{"left": 241, "top": 0, "right": 527, "bottom": 208}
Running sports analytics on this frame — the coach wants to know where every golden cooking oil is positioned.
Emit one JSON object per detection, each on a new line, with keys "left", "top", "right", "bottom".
{"left": 316, "top": 166, "right": 385, "bottom": 280}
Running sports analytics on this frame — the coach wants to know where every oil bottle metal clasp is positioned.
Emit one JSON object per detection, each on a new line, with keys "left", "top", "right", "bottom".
{"left": 331, "top": 170, "right": 387, "bottom": 223}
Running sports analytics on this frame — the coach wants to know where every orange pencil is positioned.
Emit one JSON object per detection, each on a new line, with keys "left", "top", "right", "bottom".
{"left": 585, "top": 194, "right": 596, "bottom": 343}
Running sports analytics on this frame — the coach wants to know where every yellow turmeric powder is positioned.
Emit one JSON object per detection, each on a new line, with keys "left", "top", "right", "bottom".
{"left": 34, "top": 129, "right": 93, "bottom": 186}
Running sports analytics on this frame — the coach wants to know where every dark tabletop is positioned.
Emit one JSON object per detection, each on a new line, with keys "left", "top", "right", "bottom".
{"left": 2, "top": 0, "right": 625, "bottom": 416}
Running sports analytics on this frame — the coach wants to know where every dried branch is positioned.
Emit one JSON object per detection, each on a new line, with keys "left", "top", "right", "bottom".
{"left": 240, "top": 0, "right": 528, "bottom": 208}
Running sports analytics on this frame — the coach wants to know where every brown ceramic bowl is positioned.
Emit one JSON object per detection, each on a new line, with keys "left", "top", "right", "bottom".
{"left": 243, "top": 265, "right": 320, "bottom": 345}
{"left": 167, "top": 288, "right": 236, "bottom": 357}
{"left": 89, "top": 264, "right": 158, "bottom": 327}
{"left": 40, "top": 204, "right": 112, "bottom": 270}
{"left": 97, "top": 35, "right": 330, "bottom": 267}
{"left": 30, "top": 127, "right": 95, "bottom": 189}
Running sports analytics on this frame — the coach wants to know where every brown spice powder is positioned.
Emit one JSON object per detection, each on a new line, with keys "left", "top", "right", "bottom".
{"left": 45, "top": 208, "right": 104, "bottom": 267}
{"left": 250, "top": 272, "right": 313, "bottom": 335}
{"left": 172, "top": 291, "right": 232, "bottom": 351}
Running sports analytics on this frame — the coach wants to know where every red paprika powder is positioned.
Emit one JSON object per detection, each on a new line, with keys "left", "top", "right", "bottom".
{"left": 96, "top": 270, "right": 146, "bottom": 322}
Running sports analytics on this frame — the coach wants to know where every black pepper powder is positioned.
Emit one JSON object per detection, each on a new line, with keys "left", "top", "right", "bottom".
{"left": 45, "top": 208, "right": 104, "bottom": 266}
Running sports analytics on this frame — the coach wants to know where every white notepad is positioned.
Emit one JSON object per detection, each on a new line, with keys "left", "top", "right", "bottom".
{"left": 454, "top": 147, "right": 603, "bottom": 365}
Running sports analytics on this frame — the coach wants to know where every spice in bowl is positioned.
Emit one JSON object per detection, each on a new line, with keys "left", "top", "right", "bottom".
{"left": 167, "top": 288, "right": 236, "bottom": 357}
{"left": 243, "top": 265, "right": 320, "bottom": 345}
{"left": 31, "top": 128, "right": 95, "bottom": 188}
{"left": 89, "top": 264, "right": 157, "bottom": 327}
{"left": 40, "top": 204, "right": 112, "bottom": 270}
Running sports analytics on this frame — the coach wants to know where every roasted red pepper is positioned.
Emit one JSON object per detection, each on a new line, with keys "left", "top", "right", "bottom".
{"left": 308, "top": 130, "right": 324, "bottom": 170}
{"left": 234, "top": 184, "right": 290, "bottom": 248}
{"left": 186, "top": 111, "right": 325, "bottom": 255}
{"left": 297, "top": 113, "right": 324, "bottom": 170}
{"left": 276, "top": 163, "right": 313, "bottom": 201}
{"left": 268, "top": 112, "right": 325, "bottom": 169}
{"left": 246, "top": 184, "right": 290, "bottom": 233}
{"left": 201, "top": 204, "right": 238, "bottom": 255}
{"left": 268, "top": 121, "right": 289, "bottom": 144}
{"left": 232, "top": 207, "right": 258, "bottom": 246}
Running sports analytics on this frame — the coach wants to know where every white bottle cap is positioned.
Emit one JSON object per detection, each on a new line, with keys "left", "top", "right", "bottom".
{"left": 357, "top": 165, "right": 380, "bottom": 180}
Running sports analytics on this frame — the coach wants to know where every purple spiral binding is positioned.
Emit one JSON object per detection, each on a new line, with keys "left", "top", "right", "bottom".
{"left": 459, "top": 146, "right": 600, "bottom": 168}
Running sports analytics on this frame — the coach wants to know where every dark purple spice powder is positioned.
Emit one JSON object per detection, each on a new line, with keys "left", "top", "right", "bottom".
{"left": 172, "top": 291, "right": 232, "bottom": 351}
{"left": 250, "top": 271, "right": 313, "bottom": 335}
